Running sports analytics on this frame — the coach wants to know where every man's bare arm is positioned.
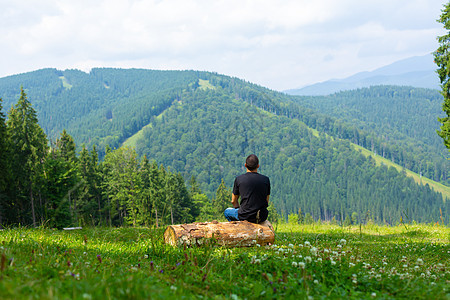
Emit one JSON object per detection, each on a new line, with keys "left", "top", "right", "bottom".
{"left": 232, "top": 193, "right": 240, "bottom": 208}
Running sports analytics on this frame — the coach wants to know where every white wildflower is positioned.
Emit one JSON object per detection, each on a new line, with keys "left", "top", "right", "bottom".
{"left": 305, "top": 256, "right": 312, "bottom": 263}
{"left": 298, "top": 262, "right": 306, "bottom": 269}
{"left": 340, "top": 239, "right": 347, "bottom": 245}
{"left": 292, "top": 261, "right": 298, "bottom": 268}
{"left": 304, "top": 241, "right": 311, "bottom": 247}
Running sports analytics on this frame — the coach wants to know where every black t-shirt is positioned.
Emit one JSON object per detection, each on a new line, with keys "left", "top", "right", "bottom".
{"left": 233, "top": 172, "right": 270, "bottom": 223}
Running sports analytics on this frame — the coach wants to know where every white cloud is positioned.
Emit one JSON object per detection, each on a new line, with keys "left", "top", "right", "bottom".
{"left": 0, "top": 0, "right": 446, "bottom": 90}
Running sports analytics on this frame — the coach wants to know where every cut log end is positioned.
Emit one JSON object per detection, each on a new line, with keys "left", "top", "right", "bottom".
{"left": 164, "top": 220, "right": 275, "bottom": 247}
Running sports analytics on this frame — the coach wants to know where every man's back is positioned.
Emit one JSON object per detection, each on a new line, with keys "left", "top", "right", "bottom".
{"left": 233, "top": 172, "right": 270, "bottom": 222}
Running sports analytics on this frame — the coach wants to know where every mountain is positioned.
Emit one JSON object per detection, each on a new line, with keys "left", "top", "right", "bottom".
{"left": 0, "top": 68, "right": 448, "bottom": 224}
{"left": 285, "top": 54, "right": 439, "bottom": 96}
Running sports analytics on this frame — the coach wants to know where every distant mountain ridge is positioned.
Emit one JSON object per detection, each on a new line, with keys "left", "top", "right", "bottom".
{"left": 285, "top": 54, "right": 439, "bottom": 96}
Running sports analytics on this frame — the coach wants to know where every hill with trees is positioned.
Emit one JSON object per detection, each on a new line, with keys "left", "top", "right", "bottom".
{"left": 0, "top": 69, "right": 448, "bottom": 227}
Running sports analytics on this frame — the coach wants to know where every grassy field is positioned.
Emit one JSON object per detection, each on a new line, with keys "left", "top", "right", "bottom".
{"left": 0, "top": 223, "right": 448, "bottom": 299}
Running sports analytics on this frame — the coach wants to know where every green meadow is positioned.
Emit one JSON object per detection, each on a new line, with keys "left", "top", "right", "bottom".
{"left": 0, "top": 223, "right": 448, "bottom": 299}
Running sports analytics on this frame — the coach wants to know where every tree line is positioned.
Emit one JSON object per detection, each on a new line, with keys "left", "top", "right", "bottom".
{"left": 0, "top": 88, "right": 236, "bottom": 228}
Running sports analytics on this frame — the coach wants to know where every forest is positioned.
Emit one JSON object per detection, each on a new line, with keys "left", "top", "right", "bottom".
{"left": 0, "top": 69, "right": 448, "bottom": 228}
{"left": 0, "top": 88, "right": 233, "bottom": 228}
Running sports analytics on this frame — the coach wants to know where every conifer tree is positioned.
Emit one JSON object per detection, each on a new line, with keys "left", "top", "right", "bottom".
{"left": 6, "top": 87, "right": 48, "bottom": 226}
{"left": 0, "top": 98, "right": 8, "bottom": 226}
{"left": 57, "top": 129, "right": 77, "bottom": 163}
{"left": 435, "top": 2, "right": 450, "bottom": 150}
{"left": 149, "top": 161, "right": 165, "bottom": 227}
{"left": 41, "top": 130, "right": 80, "bottom": 228}
{"left": 138, "top": 155, "right": 152, "bottom": 226}
{"left": 212, "top": 179, "right": 231, "bottom": 220}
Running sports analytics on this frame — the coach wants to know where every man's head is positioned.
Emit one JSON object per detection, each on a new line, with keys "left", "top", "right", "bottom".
{"left": 245, "top": 154, "right": 259, "bottom": 171}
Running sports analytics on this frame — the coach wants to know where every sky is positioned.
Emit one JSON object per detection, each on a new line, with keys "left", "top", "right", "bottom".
{"left": 0, "top": 0, "right": 447, "bottom": 91}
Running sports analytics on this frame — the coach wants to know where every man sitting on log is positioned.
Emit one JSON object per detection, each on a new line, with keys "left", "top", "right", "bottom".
{"left": 224, "top": 154, "right": 270, "bottom": 224}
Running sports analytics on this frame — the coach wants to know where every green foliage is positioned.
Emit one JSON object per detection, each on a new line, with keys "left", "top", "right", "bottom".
{"left": 212, "top": 179, "right": 231, "bottom": 220}
{"left": 6, "top": 87, "right": 48, "bottom": 226}
{"left": 0, "top": 98, "right": 8, "bottom": 226}
{"left": 288, "top": 213, "right": 299, "bottom": 225}
{"left": 0, "top": 88, "right": 206, "bottom": 228}
{"left": 131, "top": 85, "right": 448, "bottom": 224}
{"left": 1, "top": 70, "right": 449, "bottom": 227}
{"left": 0, "top": 224, "right": 447, "bottom": 299}
{"left": 294, "top": 86, "right": 448, "bottom": 184}
{"left": 435, "top": 2, "right": 450, "bottom": 150}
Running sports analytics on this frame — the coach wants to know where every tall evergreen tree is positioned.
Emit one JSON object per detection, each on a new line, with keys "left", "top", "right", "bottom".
{"left": 212, "top": 179, "right": 231, "bottom": 220}
{"left": 0, "top": 98, "right": 8, "bottom": 226}
{"left": 57, "top": 129, "right": 77, "bottom": 163}
{"left": 76, "top": 145, "right": 104, "bottom": 225}
{"left": 149, "top": 161, "right": 165, "bottom": 227}
{"left": 435, "top": 2, "right": 450, "bottom": 150}
{"left": 6, "top": 87, "right": 48, "bottom": 226}
{"left": 138, "top": 156, "right": 153, "bottom": 226}
{"left": 40, "top": 130, "right": 80, "bottom": 228}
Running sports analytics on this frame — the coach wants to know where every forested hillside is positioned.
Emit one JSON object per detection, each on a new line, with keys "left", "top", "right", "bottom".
{"left": 0, "top": 69, "right": 448, "bottom": 226}
{"left": 293, "top": 86, "right": 448, "bottom": 184}
{"left": 0, "top": 68, "right": 201, "bottom": 154}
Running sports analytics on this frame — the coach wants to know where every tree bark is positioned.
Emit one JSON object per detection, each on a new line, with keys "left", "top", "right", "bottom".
{"left": 164, "top": 220, "right": 274, "bottom": 247}
{"left": 30, "top": 185, "right": 36, "bottom": 227}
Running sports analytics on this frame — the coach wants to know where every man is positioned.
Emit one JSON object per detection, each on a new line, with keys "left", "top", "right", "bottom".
{"left": 224, "top": 154, "right": 270, "bottom": 223}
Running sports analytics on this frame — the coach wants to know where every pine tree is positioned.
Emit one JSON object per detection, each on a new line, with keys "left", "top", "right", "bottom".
{"left": 6, "top": 87, "right": 48, "bottom": 226}
{"left": 435, "top": 2, "right": 450, "bottom": 150}
{"left": 149, "top": 162, "right": 165, "bottom": 227}
{"left": 212, "top": 179, "right": 231, "bottom": 220}
{"left": 77, "top": 145, "right": 103, "bottom": 226}
{"left": 0, "top": 98, "right": 8, "bottom": 226}
{"left": 40, "top": 130, "right": 81, "bottom": 228}
{"left": 57, "top": 129, "right": 77, "bottom": 163}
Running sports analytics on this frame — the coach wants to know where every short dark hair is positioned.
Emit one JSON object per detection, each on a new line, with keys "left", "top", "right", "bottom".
{"left": 246, "top": 154, "right": 259, "bottom": 171}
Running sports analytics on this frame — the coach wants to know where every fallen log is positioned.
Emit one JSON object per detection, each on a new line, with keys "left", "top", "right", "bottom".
{"left": 164, "top": 220, "right": 274, "bottom": 247}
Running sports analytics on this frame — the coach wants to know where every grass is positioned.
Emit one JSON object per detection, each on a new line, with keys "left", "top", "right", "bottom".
{"left": 59, "top": 76, "right": 73, "bottom": 90}
{"left": 198, "top": 79, "right": 215, "bottom": 90}
{"left": 0, "top": 223, "right": 448, "bottom": 299}
{"left": 122, "top": 123, "right": 152, "bottom": 148}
